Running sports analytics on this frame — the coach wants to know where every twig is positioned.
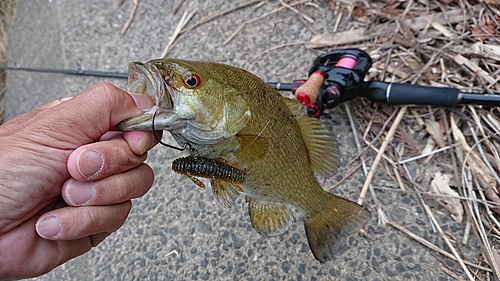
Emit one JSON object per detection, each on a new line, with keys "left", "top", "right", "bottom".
{"left": 391, "top": 162, "right": 407, "bottom": 193}
{"left": 161, "top": 5, "right": 199, "bottom": 58}
{"left": 244, "top": 41, "right": 306, "bottom": 68}
{"left": 424, "top": 204, "right": 475, "bottom": 281}
{"left": 362, "top": 139, "right": 397, "bottom": 166}
{"left": 463, "top": 217, "right": 471, "bottom": 246}
{"left": 467, "top": 105, "right": 500, "bottom": 185}
{"left": 348, "top": 108, "right": 399, "bottom": 166}
{"left": 224, "top": 23, "right": 246, "bottom": 46}
{"left": 346, "top": 103, "right": 388, "bottom": 226}
{"left": 181, "top": 0, "right": 262, "bottom": 35}
{"left": 477, "top": 184, "right": 500, "bottom": 234}
{"left": 388, "top": 220, "right": 492, "bottom": 273}
{"left": 400, "top": 158, "right": 437, "bottom": 233}
{"left": 121, "top": 0, "right": 139, "bottom": 35}
{"left": 328, "top": 161, "right": 363, "bottom": 190}
{"left": 224, "top": 5, "right": 288, "bottom": 45}
{"left": 358, "top": 105, "right": 408, "bottom": 205}
{"left": 397, "top": 144, "right": 458, "bottom": 165}
{"left": 277, "top": 0, "right": 314, "bottom": 23}
{"left": 393, "top": 144, "right": 407, "bottom": 193}
{"left": 172, "top": 0, "right": 185, "bottom": 14}
{"left": 469, "top": 173, "right": 500, "bottom": 279}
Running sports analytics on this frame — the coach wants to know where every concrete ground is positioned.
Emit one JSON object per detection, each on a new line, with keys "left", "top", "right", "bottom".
{"left": 5, "top": 1, "right": 475, "bottom": 280}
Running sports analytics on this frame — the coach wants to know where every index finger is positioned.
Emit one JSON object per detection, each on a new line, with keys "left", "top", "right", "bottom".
{"left": 19, "top": 82, "right": 149, "bottom": 149}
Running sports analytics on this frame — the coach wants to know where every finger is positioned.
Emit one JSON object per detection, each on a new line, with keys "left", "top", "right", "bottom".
{"left": 0, "top": 210, "right": 94, "bottom": 279}
{"left": 123, "top": 130, "right": 161, "bottom": 155}
{"left": 89, "top": 232, "right": 111, "bottom": 247}
{"left": 17, "top": 83, "right": 148, "bottom": 148}
{"left": 100, "top": 130, "right": 159, "bottom": 155}
{"left": 0, "top": 97, "right": 73, "bottom": 135}
{"left": 35, "top": 201, "right": 132, "bottom": 240}
{"left": 67, "top": 137, "right": 147, "bottom": 181}
{"left": 99, "top": 131, "right": 123, "bottom": 141}
{"left": 128, "top": 92, "right": 155, "bottom": 110}
{"left": 62, "top": 163, "right": 154, "bottom": 206}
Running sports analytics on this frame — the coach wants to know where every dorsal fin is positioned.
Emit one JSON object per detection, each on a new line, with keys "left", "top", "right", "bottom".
{"left": 280, "top": 97, "right": 340, "bottom": 177}
{"left": 295, "top": 116, "right": 340, "bottom": 178}
{"left": 281, "top": 96, "right": 303, "bottom": 116}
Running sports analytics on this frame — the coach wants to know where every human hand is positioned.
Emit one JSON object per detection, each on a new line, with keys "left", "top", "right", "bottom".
{"left": 0, "top": 82, "right": 160, "bottom": 279}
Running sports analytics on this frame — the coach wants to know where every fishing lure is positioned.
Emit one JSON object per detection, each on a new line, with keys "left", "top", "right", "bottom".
{"left": 151, "top": 107, "right": 245, "bottom": 192}
{"left": 172, "top": 155, "right": 245, "bottom": 190}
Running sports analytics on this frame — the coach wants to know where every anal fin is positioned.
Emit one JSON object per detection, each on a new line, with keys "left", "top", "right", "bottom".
{"left": 246, "top": 196, "right": 293, "bottom": 237}
{"left": 211, "top": 180, "right": 242, "bottom": 209}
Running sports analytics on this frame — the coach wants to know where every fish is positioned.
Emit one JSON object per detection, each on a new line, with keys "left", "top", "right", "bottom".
{"left": 116, "top": 59, "right": 371, "bottom": 262}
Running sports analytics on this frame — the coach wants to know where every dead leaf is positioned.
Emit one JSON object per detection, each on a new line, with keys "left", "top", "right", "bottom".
{"left": 485, "top": 0, "right": 500, "bottom": 9}
{"left": 472, "top": 21, "right": 496, "bottom": 40}
{"left": 352, "top": 6, "right": 365, "bottom": 18}
{"left": 431, "top": 22, "right": 457, "bottom": 39}
{"left": 474, "top": 171, "right": 500, "bottom": 215}
{"left": 487, "top": 113, "right": 500, "bottom": 133}
{"left": 421, "top": 136, "right": 436, "bottom": 155}
{"left": 453, "top": 54, "right": 496, "bottom": 84}
{"left": 430, "top": 172, "right": 463, "bottom": 223}
{"left": 425, "top": 119, "right": 446, "bottom": 148}
{"left": 406, "top": 58, "right": 424, "bottom": 73}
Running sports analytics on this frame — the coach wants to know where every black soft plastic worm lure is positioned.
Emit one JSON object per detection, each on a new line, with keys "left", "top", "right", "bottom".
{"left": 172, "top": 155, "right": 246, "bottom": 188}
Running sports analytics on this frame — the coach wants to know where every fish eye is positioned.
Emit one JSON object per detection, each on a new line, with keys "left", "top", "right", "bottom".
{"left": 183, "top": 74, "right": 201, "bottom": 88}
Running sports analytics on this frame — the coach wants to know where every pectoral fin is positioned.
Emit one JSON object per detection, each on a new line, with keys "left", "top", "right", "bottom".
{"left": 187, "top": 175, "right": 206, "bottom": 189}
{"left": 296, "top": 116, "right": 340, "bottom": 178}
{"left": 211, "top": 179, "right": 242, "bottom": 209}
{"left": 246, "top": 196, "right": 293, "bottom": 237}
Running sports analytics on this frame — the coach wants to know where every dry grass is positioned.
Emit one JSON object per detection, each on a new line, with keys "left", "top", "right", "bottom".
{"left": 0, "top": 0, "right": 18, "bottom": 124}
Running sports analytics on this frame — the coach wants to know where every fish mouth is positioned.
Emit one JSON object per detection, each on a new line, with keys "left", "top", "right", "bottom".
{"left": 116, "top": 62, "right": 175, "bottom": 131}
{"left": 128, "top": 62, "right": 173, "bottom": 110}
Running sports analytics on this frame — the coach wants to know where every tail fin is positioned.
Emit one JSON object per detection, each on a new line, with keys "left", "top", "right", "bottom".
{"left": 304, "top": 193, "right": 370, "bottom": 263}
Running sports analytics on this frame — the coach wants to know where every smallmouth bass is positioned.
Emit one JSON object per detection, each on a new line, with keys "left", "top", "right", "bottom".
{"left": 117, "top": 59, "right": 371, "bottom": 262}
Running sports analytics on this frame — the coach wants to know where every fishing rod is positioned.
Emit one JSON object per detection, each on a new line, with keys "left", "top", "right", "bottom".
{"left": 3, "top": 48, "right": 500, "bottom": 117}
{"left": 0, "top": 65, "right": 129, "bottom": 79}
{"left": 282, "top": 49, "right": 500, "bottom": 117}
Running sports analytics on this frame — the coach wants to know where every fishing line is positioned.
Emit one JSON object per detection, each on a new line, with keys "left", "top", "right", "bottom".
{"left": 151, "top": 109, "right": 198, "bottom": 154}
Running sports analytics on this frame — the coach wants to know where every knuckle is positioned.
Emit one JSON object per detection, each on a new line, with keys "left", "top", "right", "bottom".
{"left": 113, "top": 176, "right": 130, "bottom": 199}
{"left": 91, "top": 82, "right": 127, "bottom": 110}
{"left": 83, "top": 207, "right": 100, "bottom": 230}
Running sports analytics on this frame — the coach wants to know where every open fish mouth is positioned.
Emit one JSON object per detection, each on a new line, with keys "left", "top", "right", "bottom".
{"left": 116, "top": 62, "right": 175, "bottom": 131}
{"left": 128, "top": 62, "right": 173, "bottom": 110}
